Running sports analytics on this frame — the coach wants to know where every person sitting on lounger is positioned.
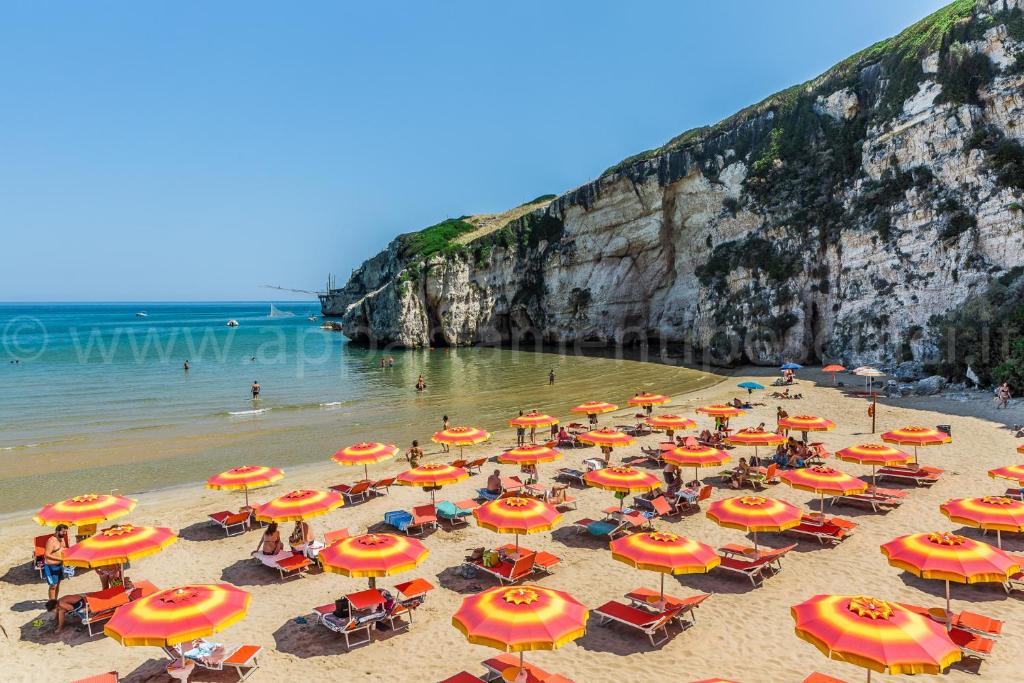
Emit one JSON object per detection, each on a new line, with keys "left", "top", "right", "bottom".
{"left": 730, "top": 458, "right": 750, "bottom": 489}
{"left": 773, "top": 444, "right": 788, "bottom": 467}
{"left": 289, "top": 520, "right": 323, "bottom": 558}
{"left": 49, "top": 593, "right": 85, "bottom": 632}
{"left": 257, "top": 522, "right": 283, "bottom": 556}
{"left": 786, "top": 449, "right": 806, "bottom": 469}
{"left": 485, "top": 470, "right": 502, "bottom": 496}
{"left": 520, "top": 462, "right": 538, "bottom": 484}
{"left": 600, "top": 445, "right": 612, "bottom": 466}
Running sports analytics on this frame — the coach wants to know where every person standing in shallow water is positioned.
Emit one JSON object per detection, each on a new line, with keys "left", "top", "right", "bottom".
{"left": 251, "top": 380, "right": 260, "bottom": 400}
{"left": 440, "top": 415, "right": 450, "bottom": 453}
{"left": 416, "top": 375, "right": 426, "bottom": 392}
{"left": 549, "top": 369, "right": 555, "bottom": 385}
{"left": 183, "top": 360, "right": 189, "bottom": 372}
{"left": 515, "top": 410, "right": 526, "bottom": 447}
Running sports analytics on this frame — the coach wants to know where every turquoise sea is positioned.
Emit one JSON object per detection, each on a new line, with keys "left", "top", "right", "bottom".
{"left": 0, "top": 302, "right": 720, "bottom": 513}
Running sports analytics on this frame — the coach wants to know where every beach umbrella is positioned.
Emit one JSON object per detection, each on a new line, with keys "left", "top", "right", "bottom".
{"left": 706, "top": 495, "right": 802, "bottom": 550}
{"left": 822, "top": 364, "right": 846, "bottom": 384}
{"left": 397, "top": 463, "right": 469, "bottom": 503}
{"left": 34, "top": 494, "right": 137, "bottom": 528}
{"left": 63, "top": 524, "right": 177, "bottom": 578}
{"left": 836, "top": 444, "right": 912, "bottom": 486}
{"left": 452, "top": 584, "right": 587, "bottom": 680}
{"left": 253, "top": 489, "right": 343, "bottom": 523}
{"left": 474, "top": 497, "right": 561, "bottom": 551}
{"left": 627, "top": 392, "right": 671, "bottom": 407}
{"left": 332, "top": 443, "right": 397, "bottom": 481}
{"left": 781, "top": 362, "right": 803, "bottom": 371}
{"left": 509, "top": 412, "right": 559, "bottom": 429}
{"left": 791, "top": 594, "right": 961, "bottom": 682}
{"left": 695, "top": 404, "right": 746, "bottom": 417}
{"left": 853, "top": 367, "right": 885, "bottom": 394}
{"left": 206, "top": 465, "right": 284, "bottom": 508}
{"left": 880, "top": 426, "right": 950, "bottom": 463}
{"left": 880, "top": 531, "right": 1021, "bottom": 618}
{"left": 777, "top": 415, "right": 836, "bottom": 438}
{"left": 664, "top": 444, "right": 731, "bottom": 483}
{"left": 433, "top": 426, "right": 491, "bottom": 459}
{"left": 585, "top": 466, "right": 661, "bottom": 512}
{"left": 725, "top": 428, "right": 787, "bottom": 460}
{"left": 779, "top": 466, "right": 867, "bottom": 516}
{"left": 610, "top": 531, "right": 720, "bottom": 598}
{"left": 319, "top": 533, "right": 427, "bottom": 588}
{"left": 570, "top": 401, "right": 618, "bottom": 426}
{"left": 578, "top": 428, "right": 636, "bottom": 448}
{"left": 989, "top": 463, "right": 1024, "bottom": 485}
{"left": 497, "top": 444, "right": 562, "bottom": 466}
{"left": 737, "top": 381, "right": 765, "bottom": 394}
{"left": 645, "top": 414, "right": 697, "bottom": 439}
{"left": 105, "top": 583, "right": 250, "bottom": 669}
{"left": 939, "top": 496, "right": 1024, "bottom": 548}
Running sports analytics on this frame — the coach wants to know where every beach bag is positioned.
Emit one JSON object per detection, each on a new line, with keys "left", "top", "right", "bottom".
{"left": 333, "top": 597, "right": 350, "bottom": 618}
{"left": 62, "top": 566, "right": 76, "bottom": 579}
{"left": 482, "top": 550, "right": 498, "bottom": 568}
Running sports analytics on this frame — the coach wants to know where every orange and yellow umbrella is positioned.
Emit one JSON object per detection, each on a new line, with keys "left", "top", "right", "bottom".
{"left": 627, "top": 393, "right": 670, "bottom": 407}
{"left": 881, "top": 426, "right": 951, "bottom": 463}
{"left": 880, "top": 531, "right": 1021, "bottom": 615}
{"left": 725, "top": 428, "right": 786, "bottom": 459}
{"left": 509, "top": 412, "right": 559, "bottom": 428}
{"left": 452, "top": 584, "right": 587, "bottom": 678}
{"left": 940, "top": 496, "right": 1024, "bottom": 548}
{"left": 474, "top": 497, "right": 562, "bottom": 550}
{"left": 610, "top": 531, "right": 720, "bottom": 597}
{"left": 706, "top": 495, "right": 802, "bottom": 549}
{"left": 778, "top": 415, "right": 836, "bottom": 434}
{"left": 433, "top": 426, "right": 491, "bottom": 458}
{"left": 791, "top": 594, "right": 960, "bottom": 681}
{"left": 664, "top": 444, "right": 731, "bottom": 482}
{"left": 836, "top": 444, "right": 912, "bottom": 486}
{"left": 254, "top": 489, "right": 343, "bottom": 523}
{"left": 206, "top": 465, "right": 284, "bottom": 508}
{"left": 497, "top": 444, "right": 562, "bottom": 466}
{"left": 332, "top": 442, "right": 398, "bottom": 480}
{"left": 319, "top": 532, "right": 428, "bottom": 580}
{"left": 696, "top": 404, "right": 745, "bottom": 418}
{"left": 578, "top": 428, "right": 636, "bottom": 449}
{"left": 645, "top": 413, "right": 697, "bottom": 438}
{"left": 585, "top": 466, "right": 661, "bottom": 512}
{"left": 822, "top": 364, "right": 846, "bottom": 384}
{"left": 779, "top": 466, "right": 867, "bottom": 515}
{"left": 105, "top": 583, "right": 250, "bottom": 649}
{"left": 397, "top": 463, "right": 469, "bottom": 502}
{"left": 34, "top": 494, "right": 137, "bottom": 527}
{"left": 989, "top": 463, "right": 1024, "bottom": 484}
{"left": 63, "top": 524, "right": 177, "bottom": 570}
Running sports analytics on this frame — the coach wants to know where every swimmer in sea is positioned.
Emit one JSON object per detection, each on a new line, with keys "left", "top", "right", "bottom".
{"left": 183, "top": 360, "right": 190, "bottom": 372}
{"left": 416, "top": 375, "right": 426, "bottom": 392}
{"left": 251, "top": 380, "right": 261, "bottom": 400}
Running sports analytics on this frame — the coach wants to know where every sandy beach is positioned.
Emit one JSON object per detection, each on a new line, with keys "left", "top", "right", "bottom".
{"left": 2, "top": 366, "right": 1023, "bottom": 683}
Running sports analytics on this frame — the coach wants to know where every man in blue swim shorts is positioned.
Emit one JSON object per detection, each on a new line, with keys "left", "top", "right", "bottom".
{"left": 42, "top": 524, "right": 69, "bottom": 601}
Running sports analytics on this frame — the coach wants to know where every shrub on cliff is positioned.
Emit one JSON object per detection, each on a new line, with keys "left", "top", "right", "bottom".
{"left": 397, "top": 218, "right": 476, "bottom": 260}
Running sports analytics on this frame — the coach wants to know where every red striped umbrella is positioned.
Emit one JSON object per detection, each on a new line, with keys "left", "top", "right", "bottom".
{"left": 610, "top": 531, "right": 720, "bottom": 597}
{"left": 332, "top": 442, "right": 398, "bottom": 480}
{"left": 254, "top": 489, "right": 343, "bottom": 522}
{"left": 206, "top": 465, "right": 284, "bottom": 508}
{"left": 627, "top": 393, "right": 671, "bottom": 407}
{"left": 835, "top": 444, "right": 912, "bottom": 486}
{"left": 881, "top": 426, "right": 950, "bottom": 463}
{"left": 474, "top": 497, "right": 562, "bottom": 550}
{"left": 578, "top": 428, "right": 636, "bottom": 448}
{"left": 725, "top": 429, "right": 787, "bottom": 460}
{"left": 585, "top": 466, "right": 661, "bottom": 512}
{"left": 822, "top": 364, "right": 846, "bottom": 384}
{"left": 63, "top": 524, "right": 177, "bottom": 570}
{"left": 433, "top": 426, "right": 491, "bottom": 458}
{"left": 706, "top": 496, "right": 803, "bottom": 549}
{"left": 397, "top": 463, "right": 469, "bottom": 503}
{"left": 664, "top": 444, "right": 731, "bottom": 482}
{"left": 940, "top": 496, "right": 1024, "bottom": 548}
{"left": 989, "top": 463, "right": 1024, "bottom": 484}
{"left": 791, "top": 594, "right": 961, "bottom": 681}
{"left": 881, "top": 531, "right": 1021, "bottom": 616}
{"left": 105, "top": 583, "right": 250, "bottom": 654}
{"left": 497, "top": 444, "right": 562, "bottom": 466}
{"left": 570, "top": 401, "right": 618, "bottom": 415}
{"left": 34, "top": 494, "right": 137, "bottom": 527}
{"left": 645, "top": 414, "right": 697, "bottom": 438}
{"left": 696, "top": 404, "right": 746, "bottom": 417}
{"left": 319, "top": 533, "right": 428, "bottom": 581}
{"left": 779, "top": 466, "right": 867, "bottom": 514}
{"left": 509, "top": 413, "right": 559, "bottom": 428}
{"left": 778, "top": 415, "right": 836, "bottom": 434}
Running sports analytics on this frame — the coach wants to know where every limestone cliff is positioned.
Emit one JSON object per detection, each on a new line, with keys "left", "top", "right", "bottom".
{"left": 323, "top": 0, "right": 1024, "bottom": 377}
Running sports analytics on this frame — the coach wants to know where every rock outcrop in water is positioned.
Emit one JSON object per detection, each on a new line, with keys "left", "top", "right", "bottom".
{"left": 322, "top": 0, "right": 1024, "bottom": 380}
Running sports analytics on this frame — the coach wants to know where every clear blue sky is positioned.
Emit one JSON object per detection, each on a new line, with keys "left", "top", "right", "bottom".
{"left": 1, "top": 0, "right": 948, "bottom": 302}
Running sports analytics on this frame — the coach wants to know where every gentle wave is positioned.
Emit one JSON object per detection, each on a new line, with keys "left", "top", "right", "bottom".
{"left": 227, "top": 408, "right": 271, "bottom": 416}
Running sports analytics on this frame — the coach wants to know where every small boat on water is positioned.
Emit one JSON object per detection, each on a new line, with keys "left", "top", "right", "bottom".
{"left": 135, "top": 311, "right": 148, "bottom": 317}
{"left": 307, "top": 314, "right": 318, "bottom": 322}
{"left": 226, "top": 319, "right": 239, "bottom": 327}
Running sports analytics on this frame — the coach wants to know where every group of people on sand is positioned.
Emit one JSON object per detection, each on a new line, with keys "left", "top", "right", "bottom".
{"left": 255, "top": 519, "right": 321, "bottom": 560}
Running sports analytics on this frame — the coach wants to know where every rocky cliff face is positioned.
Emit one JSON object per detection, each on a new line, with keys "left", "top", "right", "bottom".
{"left": 325, "top": 0, "right": 1024, "bottom": 373}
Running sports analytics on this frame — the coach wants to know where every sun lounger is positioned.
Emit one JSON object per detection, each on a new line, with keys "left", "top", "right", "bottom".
{"left": 450, "top": 459, "right": 469, "bottom": 469}
{"left": 370, "top": 477, "right": 395, "bottom": 496}
{"left": 384, "top": 507, "right": 437, "bottom": 535}
{"left": 877, "top": 465, "right": 941, "bottom": 486}
{"left": 481, "top": 655, "right": 571, "bottom": 683}
{"left": 951, "top": 611, "right": 1003, "bottom": 638}
{"left": 748, "top": 463, "right": 779, "bottom": 489}
{"left": 436, "top": 500, "right": 474, "bottom": 528}
{"left": 331, "top": 480, "right": 372, "bottom": 504}
{"left": 496, "top": 544, "right": 561, "bottom": 575}
{"left": 165, "top": 640, "right": 262, "bottom": 681}
{"left": 624, "top": 588, "right": 710, "bottom": 625}
{"left": 251, "top": 550, "right": 312, "bottom": 579}
{"left": 786, "top": 516, "right": 854, "bottom": 545}
{"left": 319, "top": 612, "right": 376, "bottom": 650}
{"left": 833, "top": 488, "right": 903, "bottom": 512}
{"left": 71, "top": 674, "right": 119, "bottom": 683}
{"left": 209, "top": 510, "right": 251, "bottom": 536}
{"left": 803, "top": 674, "right": 849, "bottom": 683}
{"left": 33, "top": 534, "right": 49, "bottom": 578}
{"left": 469, "top": 551, "right": 537, "bottom": 585}
{"left": 556, "top": 468, "right": 586, "bottom": 486}
{"left": 439, "top": 673, "right": 486, "bottom": 683}
{"left": 712, "top": 549, "right": 782, "bottom": 587}
{"left": 949, "top": 627, "right": 995, "bottom": 660}
{"left": 593, "top": 600, "right": 682, "bottom": 646}
{"left": 570, "top": 515, "right": 634, "bottom": 539}
{"left": 466, "top": 458, "right": 487, "bottom": 474}
{"left": 1004, "top": 553, "right": 1024, "bottom": 592}
{"left": 1004, "top": 487, "right": 1023, "bottom": 500}
{"left": 630, "top": 495, "right": 674, "bottom": 521}
{"left": 323, "top": 529, "right": 350, "bottom": 546}
{"left": 69, "top": 580, "right": 158, "bottom": 636}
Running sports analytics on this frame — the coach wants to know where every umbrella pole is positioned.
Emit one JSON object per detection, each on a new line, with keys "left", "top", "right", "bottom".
{"left": 515, "top": 533, "right": 519, "bottom": 553}
{"left": 997, "top": 529, "right": 1002, "bottom": 548}
{"left": 945, "top": 580, "right": 951, "bottom": 628}
{"left": 752, "top": 530, "right": 759, "bottom": 551}
{"left": 660, "top": 572, "right": 665, "bottom": 599}
{"left": 244, "top": 486, "right": 249, "bottom": 509}
{"left": 364, "top": 464, "right": 369, "bottom": 481}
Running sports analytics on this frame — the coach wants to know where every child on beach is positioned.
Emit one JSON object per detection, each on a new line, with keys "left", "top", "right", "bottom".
{"left": 440, "top": 416, "right": 450, "bottom": 452}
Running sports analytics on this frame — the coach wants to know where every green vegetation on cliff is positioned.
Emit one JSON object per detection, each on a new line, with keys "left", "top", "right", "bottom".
{"left": 397, "top": 218, "right": 477, "bottom": 260}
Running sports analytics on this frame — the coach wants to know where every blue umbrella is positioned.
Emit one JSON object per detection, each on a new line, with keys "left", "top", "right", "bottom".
{"left": 780, "top": 363, "right": 803, "bottom": 370}
{"left": 737, "top": 381, "right": 765, "bottom": 390}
